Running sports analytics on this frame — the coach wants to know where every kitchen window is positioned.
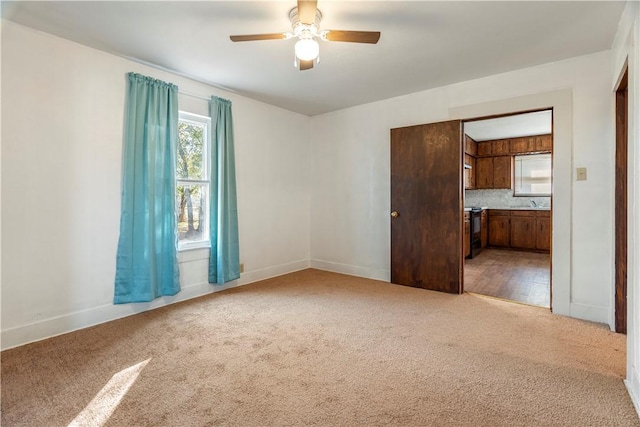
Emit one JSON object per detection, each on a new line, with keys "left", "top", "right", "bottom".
{"left": 176, "top": 111, "right": 211, "bottom": 250}
{"left": 514, "top": 153, "right": 551, "bottom": 196}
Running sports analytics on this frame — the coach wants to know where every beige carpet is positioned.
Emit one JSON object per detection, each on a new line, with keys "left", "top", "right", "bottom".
{"left": 2, "top": 269, "right": 638, "bottom": 426}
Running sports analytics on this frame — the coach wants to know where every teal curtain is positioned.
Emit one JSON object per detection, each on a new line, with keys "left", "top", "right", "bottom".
{"left": 114, "top": 73, "right": 181, "bottom": 303}
{"left": 209, "top": 96, "right": 240, "bottom": 284}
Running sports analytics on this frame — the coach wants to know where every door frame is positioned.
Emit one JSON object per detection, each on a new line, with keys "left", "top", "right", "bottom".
{"left": 462, "top": 107, "right": 554, "bottom": 310}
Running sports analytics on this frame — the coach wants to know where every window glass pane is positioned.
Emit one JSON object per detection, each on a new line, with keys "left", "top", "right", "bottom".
{"left": 514, "top": 154, "right": 551, "bottom": 196}
{"left": 176, "top": 183, "right": 208, "bottom": 244}
{"left": 177, "top": 121, "right": 204, "bottom": 180}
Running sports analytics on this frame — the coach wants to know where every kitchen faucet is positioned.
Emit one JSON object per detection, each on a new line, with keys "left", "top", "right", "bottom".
{"left": 530, "top": 200, "right": 538, "bottom": 207}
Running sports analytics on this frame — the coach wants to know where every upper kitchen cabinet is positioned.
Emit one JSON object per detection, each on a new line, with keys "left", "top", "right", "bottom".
{"left": 535, "top": 134, "right": 552, "bottom": 152}
{"left": 509, "top": 134, "right": 552, "bottom": 155}
{"left": 464, "top": 135, "right": 477, "bottom": 156}
{"left": 464, "top": 154, "right": 476, "bottom": 189}
{"left": 477, "top": 139, "right": 510, "bottom": 157}
{"left": 476, "top": 156, "right": 512, "bottom": 189}
{"left": 510, "top": 136, "right": 535, "bottom": 154}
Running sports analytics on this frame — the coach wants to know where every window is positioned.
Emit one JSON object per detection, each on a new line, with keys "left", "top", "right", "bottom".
{"left": 514, "top": 153, "right": 551, "bottom": 196}
{"left": 176, "top": 112, "right": 211, "bottom": 250}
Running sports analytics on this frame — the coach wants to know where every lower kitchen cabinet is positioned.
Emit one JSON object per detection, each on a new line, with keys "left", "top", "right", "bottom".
{"left": 481, "top": 210, "right": 488, "bottom": 248}
{"left": 536, "top": 211, "right": 551, "bottom": 251}
{"left": 488, "top": 210, "right": 510, "bottom": 247}
{"left": 464, "top": 212, "right": 471, "bottom": 258}
{"left": 488, "top": 209, "right": 550, "bottom": 253}
{"left": 510, "top": 211, "right": 536, "bottom": 250}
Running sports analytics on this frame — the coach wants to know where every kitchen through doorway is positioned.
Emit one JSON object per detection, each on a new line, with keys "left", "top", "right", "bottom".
{"left": 462, "top": 110, "right": 552, "bottom": 308}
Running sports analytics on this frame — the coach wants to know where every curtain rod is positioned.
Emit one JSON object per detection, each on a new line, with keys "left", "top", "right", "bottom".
{"left": 179, "top": 90, "right": 210, "bottom": 102}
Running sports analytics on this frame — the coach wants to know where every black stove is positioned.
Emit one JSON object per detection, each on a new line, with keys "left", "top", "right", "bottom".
{"left": 468, "top": 208, "right": 483, "bottom": 258}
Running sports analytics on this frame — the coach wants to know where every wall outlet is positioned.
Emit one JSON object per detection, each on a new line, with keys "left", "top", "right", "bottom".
{"left": 240, "top": 263, "right": 244, "bottom": 273}
{"left": 576, "top": 167, "right": 587, "bottom": 181}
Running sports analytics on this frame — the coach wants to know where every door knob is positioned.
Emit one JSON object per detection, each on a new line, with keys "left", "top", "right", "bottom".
{"left": 391, "top": 211, "right": 399, "bottom": 218}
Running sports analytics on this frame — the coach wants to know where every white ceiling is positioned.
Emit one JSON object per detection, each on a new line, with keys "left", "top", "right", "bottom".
{"left": 1, "top": 1, "right": 626, "bottom": 116}
{"left": 464, "top": 110, "right": 552, "bottom": 141}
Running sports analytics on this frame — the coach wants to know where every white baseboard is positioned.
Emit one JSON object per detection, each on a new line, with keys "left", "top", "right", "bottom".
{"left": 310, "top": 259, "right": 390, "bottom": 282}
{"left": 1, "top": 259, "right": 310, "bottom": 351}
{"left": 568, "top": 302, "right": 611, "bottom": 326}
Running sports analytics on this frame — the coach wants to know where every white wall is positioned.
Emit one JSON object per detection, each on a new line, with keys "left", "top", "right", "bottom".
{"left": 1, "top": 21, "right": 310, "bottom": 350}
{"left": 611, "top": 1, "right": 640, "bottom": 415}
{"left": 309, "top": 51, "right": 615, "bottom": 326}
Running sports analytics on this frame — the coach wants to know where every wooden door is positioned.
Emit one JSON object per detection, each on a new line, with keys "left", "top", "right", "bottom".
{"left": 390, "top": 120, "right": 463, "bottom": 294}
{"left": 492, "top": 156, "right": 512, "bottom": 189}
{"left": 476, "top": 157, "right": 493, "bottom": 188}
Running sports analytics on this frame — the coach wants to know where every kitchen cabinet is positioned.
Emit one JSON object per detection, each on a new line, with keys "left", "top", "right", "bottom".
{"left": 465, "top": 135, "right": 477, "bottom": 156}
{"left": 479, "top": 135, "right": 552, "bottom": 156}
{"left": 481, "top": 210, "right": 488, "bottom": 248}
{"left": 488, "top": 210, "right": 510, "bottom": 247}
{"left": 488, "top": 209, "right": 550, "bottom": 253}
{"left": 492, "top": 156, "right": 511, "bottom": 188}
{"left": 464, "top": 154, "right": 476, "bottom": 189}
{"left": 510, "top": 211, "right": 536, "bottom": 250}
{"left": 535, "top": 134, "right": 552, "bottom": 152}
{"left": 475, "top": 157, "right": 492, "bottom": 188}
{"left": 476, "top": 139, "right": 510, "bottom": 157}
{"left": 464, "top": 212, "right": 471, "bottom": 258}
{"left": 536, "top": 210, "right": 551, "bottom": 251}
{"left": 510, "top": 137, "right": 535, "bottom": 154}
{"left": 492, "top": 139, "right": 510, "bottom": 155}
{"left": 476, "top": 156, "right": 511, "bottom": 189}
{"left": 477, "top": 141, "right": 491, "bottom": 157}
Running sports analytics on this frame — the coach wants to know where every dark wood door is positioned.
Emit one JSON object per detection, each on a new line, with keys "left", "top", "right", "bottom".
{"left": 390, "top": 120, "right": 463, "bottom": 294}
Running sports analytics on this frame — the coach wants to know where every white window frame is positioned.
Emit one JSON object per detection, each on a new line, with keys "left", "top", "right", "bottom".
{"left": 177, "top": 111, "right": 211, "bottom": 251}
{"left": 513, "top": 153, "right": 552, "bottom": 197}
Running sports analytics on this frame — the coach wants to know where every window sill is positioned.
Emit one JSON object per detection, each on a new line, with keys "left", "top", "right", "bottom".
{"left": 177, "top": 246, "right": 209, "bottom": 263}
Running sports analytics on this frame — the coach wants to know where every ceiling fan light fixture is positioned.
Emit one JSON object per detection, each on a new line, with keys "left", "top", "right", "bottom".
{"left": 295, "top": 38, "right": 319, "bottom": 61}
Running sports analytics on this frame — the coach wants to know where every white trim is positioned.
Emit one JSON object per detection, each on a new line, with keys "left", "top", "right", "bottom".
{"left": 310, "top": 259, "right": 390, "bottom": 282}
{"left": 568, "top": 302, "right": 611, "bottom": 326}
{"left": 177, "top": 111, "right": 211, "bottom": 251}
{"left": 450, "top": 89, "right": 575, "bottom": 319}
{"left": 0, "top": 259, "right": 310, "bottom": 351}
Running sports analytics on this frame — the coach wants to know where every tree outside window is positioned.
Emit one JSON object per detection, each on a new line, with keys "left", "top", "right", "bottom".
{"left": 176, "top": 112, "right": 210, "bottom": 249}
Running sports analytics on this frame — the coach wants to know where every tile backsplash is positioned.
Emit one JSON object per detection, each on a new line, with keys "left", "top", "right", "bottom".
{"left": 465, "top": 189, "right": 550, "bottom": 208}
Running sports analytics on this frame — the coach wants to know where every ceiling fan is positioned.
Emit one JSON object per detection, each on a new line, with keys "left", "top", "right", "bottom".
{"left": 230, "top": 0, "right": 381, "bottom": 71}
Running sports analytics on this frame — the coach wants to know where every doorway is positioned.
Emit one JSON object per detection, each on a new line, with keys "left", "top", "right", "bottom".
{"left": 462, "top": 110, "right": 553, "bottom": 308}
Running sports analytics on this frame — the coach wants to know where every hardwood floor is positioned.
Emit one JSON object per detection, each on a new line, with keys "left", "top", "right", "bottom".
{"left": 464, "top": 248, "right": 550, "bottom": 308}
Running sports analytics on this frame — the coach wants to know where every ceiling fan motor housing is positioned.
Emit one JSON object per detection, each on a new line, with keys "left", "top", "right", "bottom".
{"left": 289, "top": 7, "right": 323, "bottom": 39}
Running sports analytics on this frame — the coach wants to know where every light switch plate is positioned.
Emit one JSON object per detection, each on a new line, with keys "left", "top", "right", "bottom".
{"left": 576, "top": 167, "right": 587, "bottom": 181}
